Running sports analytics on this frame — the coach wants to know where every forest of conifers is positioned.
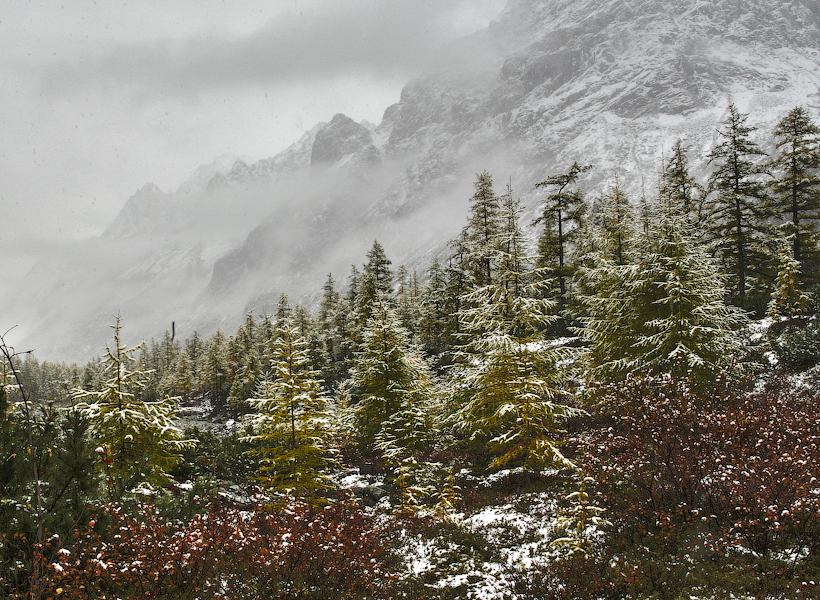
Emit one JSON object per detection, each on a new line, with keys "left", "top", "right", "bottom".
{"left": 4, "top": 104, "right": 820, "bottom": 599}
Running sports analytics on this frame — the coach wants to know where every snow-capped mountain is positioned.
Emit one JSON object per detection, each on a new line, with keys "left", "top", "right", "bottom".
{"left": 11, "top": 0, "right": 820, "bottom": 361}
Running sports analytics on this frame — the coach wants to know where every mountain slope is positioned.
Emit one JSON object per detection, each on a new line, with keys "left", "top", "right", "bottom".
{"left": 218, "top": 0, "right": 820, "bottom": 311}
{"left": 11, "top": 0, "right": 820, "bottom": 361}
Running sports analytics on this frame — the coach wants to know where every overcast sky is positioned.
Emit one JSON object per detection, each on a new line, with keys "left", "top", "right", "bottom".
{"left": 0, "top": 0, "right": 506, "bottom": 245}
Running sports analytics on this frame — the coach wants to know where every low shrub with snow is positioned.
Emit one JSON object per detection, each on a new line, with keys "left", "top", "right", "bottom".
{"left": 29, "top": 496, "right": 394, "bottom": 600}
{"left": 579, "top": 373, "right": 820, "bottom": 599}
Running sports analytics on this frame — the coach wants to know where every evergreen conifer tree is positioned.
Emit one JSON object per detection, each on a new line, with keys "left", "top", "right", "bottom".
{"left": 328, "top": 273, "right": 358, "bottom": 386}
{"left": 452, "top": 200, "right": 578, "bottom": 472}
{"left": 354, "top": 270, "right": 379, "bottom": 336}
{"left": 72, "top": 317, "right": 191, "bottom": 500}
{"left": 184, "top": 332, "right": 205, "bottom": 383}
{"left": 660, "top": 140, "right": 703, "bottom": 223}
{"left": 464, "top": 171, "right": 502, "bottom": 287}
{"left": 534, "top": 162, "right": 591, "bottom": 308}
{"left": 581, "top": 195, "right": 747, "bottom": 384}
{"left": 353, "top": 242, "right": 395, "bottom": 339}
{"left": 227, "top": 349, "right": 261, "bottom": 415}
{"left": 166, "top": 351, "right": 194, "bottom": 401}
{"left": 275, "top": 294, "right": 293, "bottom": 332}
{"left": 50, "top": 408, "right": 97, "bottom": 529}
{"left": 769, "top": 106, "right": 820, "bottom": 283}
{"left": 241, "top": 312, "right": 257, "bottom": 350}
{"left": 318, "top": 274, "right": 340, "bottom": 332}
{"left": 346, "top": 264, "right": 361, "bottom": 313}
{"left": 768, "top": 240, "right": 812, "bottom": 320}
{"left": 315, "top": 273, "right": 354, "bottom": 388}
{"left": 203, "top": 329, "right": 230, "bottom": 409}
{"left": 159, "top": 329, "right": 179, "bottom": 374}
{"left": 442, "top": 230, "right": 471, "bottom": 354}
{"left": 599, "top": 177, "right": 634, "bottom": 267}
{"left": 706, "top": 104, "right": 773, "bottom": 310}
{"left": 498, "top": 186, "right": 529, "bottom": 298}
{"left": 418, "top": 257, "right": 449, "bottom": 361}
{"left": 395, "top": 265, "right": 422, "bottom": 335}
{"left": 244, "top": 306, "right": 332, "bottom": 496}
{"left": 257, "top": 314, "right": 276, "bottom": 364}
{"left": 572, "top": 179, "right": 632, "bottom": 327}
{"left": 347, "top": 296, "right": 431, "bottom": 449}
{"left": 364, "top": 240, "right": 394, "bottom": 295}
{"left": 638, "top": 200, "right": 749, "bottom": 380}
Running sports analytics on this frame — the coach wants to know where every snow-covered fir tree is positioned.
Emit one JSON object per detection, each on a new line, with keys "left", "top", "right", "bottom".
{"left": 534, "top": 162, "right": 591, "bottom": 309}
{"left": 637, "top": 198, "right": 748, "bottom": 380}
{"left": 576, "top": 181, "right": 640, "bottom": 381}
{"left": 395, "top": 265, "right": 422, "bottom": 335}
{"left": 659, "top": 139, "right": 703, "bottom": 223}
{"left": 417, "top": 257, "right": 449, "bottom": 362}
{"left": 318, "top": 273, "right": 341, "bottom": 336}
{"left": 442, "top": 230, "right": 471, "bottom": 356}
{"left": 452, "top": 194, "right": 579, "bottom": 472}
{"left": 347, "top": 295, "right": 432, "bottom": 449}
{"left": 168, "top": 350, "right": 194, "bottom": 401}
{"left": 581, "top": 188, "right": 748, "bottom": 384}
{"left": 244, "top": 299, "right": 333, "bottom": 497}
{"left": 364, "top": 240, "right": 394, "bottom": 295}
{"left": 352, "top": 242, "right": 395, "bottom": 344}
{"left": 226, "top": 348, "right": 261, "bottom": 414}
{"left": 72, "top": 317, "right": 191, "bottom": 500}
{"left": 598, "top": 177, "right": 633, "bottom": 267}
{"left": 768, "top": 239, "right": 812, "bottom": 320}
{"left": 464, "top": 171, "right": 502, "bottom": 288}
{"left": 202, "top": 328, "right": 230, "bottom": 409}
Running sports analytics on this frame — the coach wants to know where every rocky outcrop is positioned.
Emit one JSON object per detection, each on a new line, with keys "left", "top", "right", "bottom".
{"left": 311, "top": 114, "right": 381, "bottom": 172}
{"left": 102, "top": 183, "right": 174, "bottom": 238}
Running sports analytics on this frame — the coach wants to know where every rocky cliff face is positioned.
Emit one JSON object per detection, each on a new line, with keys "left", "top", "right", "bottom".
{"left": 373, "top": 0, "right": 820, "bottom": 204}
{"left": 311, "top": 114, "right": 380, "bottom": 167}
{"left": 13, "top": 0, "right": 820, "bottom": 360}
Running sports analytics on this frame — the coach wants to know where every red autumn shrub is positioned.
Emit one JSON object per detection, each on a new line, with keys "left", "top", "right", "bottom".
{"left": 33, "top": 496, "right": 394, "bottom": 600}
{"left": 581, "top": 373, "right": 820, "bottom": 598}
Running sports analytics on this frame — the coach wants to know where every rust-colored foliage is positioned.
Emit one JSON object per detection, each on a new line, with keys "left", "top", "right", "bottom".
{"left": 27, "top": 497, "right": 394, "bottom": 600}
{"left": 581, "top": 373, "right": 820, "bottom": 598}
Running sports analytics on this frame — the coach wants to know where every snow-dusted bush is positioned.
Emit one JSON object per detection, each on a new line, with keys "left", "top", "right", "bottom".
{"left": 35, "top": 497, "right": 394, "bottom": 600}
{"left": 581, "top": 373, "right": 820, "bottom": 598}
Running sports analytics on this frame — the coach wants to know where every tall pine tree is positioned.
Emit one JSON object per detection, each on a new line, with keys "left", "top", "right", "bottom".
{"left": 452, "top": 198, "right": 578, "bottom": 472}
{"left": 660, "top": 140, "right": 703, "bottom": 224}
{"left": 768, "top": 239, "right": 812, "bottom": 320}
{"left": 418, "top": 257, "right": 448, "bottom": 362}
{"left": 581, "top": 193, "right": 747, "bottom": 384}
{"left": 706, "top": 103, "right": 772, "bottom": 310}
{"left": 203, "top": 329, "right": 230, "bottom": 410}
{"left": 769, "top": 105, "right": 820, "bottom": 284}
{"left": 347, "top": 296, "right": 431, "bottom": 450}
{"left": 534, "top": 162, "right": 591, "bottom": 308}
{"left": 464, "top": 171, "right": 502, "bottom": 287}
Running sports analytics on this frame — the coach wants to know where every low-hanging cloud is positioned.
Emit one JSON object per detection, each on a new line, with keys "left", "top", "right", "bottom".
{"left": 38, "top": 0, "right": 502, "bottom": 102}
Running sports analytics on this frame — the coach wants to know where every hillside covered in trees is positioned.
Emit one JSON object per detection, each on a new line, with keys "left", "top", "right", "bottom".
{"left": 5, "top": 104, "right": 820, "bottom": 599}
